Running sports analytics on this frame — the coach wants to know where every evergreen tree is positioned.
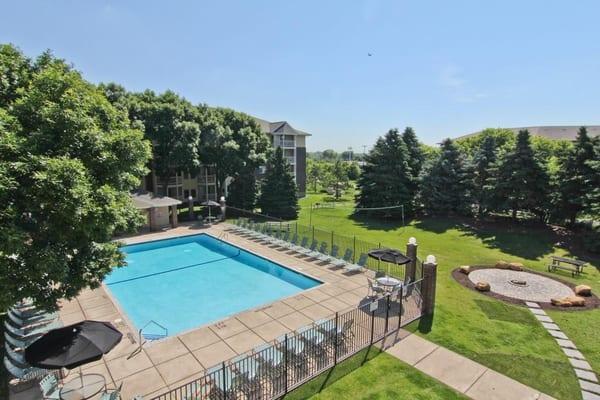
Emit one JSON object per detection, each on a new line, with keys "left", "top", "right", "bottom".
{"left": 257, "top": 147, "right": 298, "bottom": 219}
{"left": 421, "top": 139, "right": 473, "bottom": 216}
{"left": 472, "top": 135, "right": 497, "bottom": 216}
{"left": 584, "top": 136, "right": 600, "bottom": 218}
{"left": 555, "top": 127, "right": 596, "bottom": 224}
{"left": 494, "top": 130, "right": 549, "bottom": 220}
{"left": 402, "top": 127, "right": 425, "bottom": 179}
{"left": 355, "top": 129, "right": 413, "bottom": 217}
{"left": 227, "top": 168, "right": 257, "bottom": 210}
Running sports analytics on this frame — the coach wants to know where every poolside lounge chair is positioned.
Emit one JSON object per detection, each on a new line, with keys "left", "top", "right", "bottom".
{"left": 39, "top": 374, "right": 61, "bottom": 400}
{"left": 344, "top": 253, "right": 368, "bottom": 273}
{"left": 272, "top": 231, "right": 290, "bottom": 247}
{"left": 331, "top": 249, "right": 353, "bottom": 268}
{"left": 317, "top": 244, "right": 338, "bottom": 263}
{"left": 283, "top": 233, "right": 299, "bottom": 250}
{"left": 305, "top": 241, "right": 325, "bottom": 259}
{"left": 7, "top": 309, "right": 58, "bottom": 329}
{"left": 5, "top": 345, "right": 28, "bottom": 368}
{"left": 367, "top": 278, "right": 385, "bottom": 298}
{"left": 313, "top": 242, "right": 329, "bottom": 261}
{"left": 3, "top": 357, "right": 47, "bottom": 381}
{"left": 298, "top": 239, "right": 318, "bottom": 256}
{"left": 4, "top": 318, "right": 61, "bottom": 339}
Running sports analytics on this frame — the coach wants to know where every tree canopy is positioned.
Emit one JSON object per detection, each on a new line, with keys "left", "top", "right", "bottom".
{"left": 0, "top": 45, "right": 151, "bottom": 311}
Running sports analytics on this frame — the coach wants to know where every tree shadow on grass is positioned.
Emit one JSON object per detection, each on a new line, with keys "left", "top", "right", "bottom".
{"left": 348, "top": 212, "right": 406, "bottom": 232}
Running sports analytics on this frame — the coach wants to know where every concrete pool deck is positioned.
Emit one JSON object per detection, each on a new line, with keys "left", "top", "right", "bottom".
{"left": 52, "top": 222, "right": 377, "bottom": 399}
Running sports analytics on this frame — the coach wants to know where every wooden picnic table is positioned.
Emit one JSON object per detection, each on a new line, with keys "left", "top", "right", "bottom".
{"left": 547, "top": 256, "right": 587, "bottom": 277}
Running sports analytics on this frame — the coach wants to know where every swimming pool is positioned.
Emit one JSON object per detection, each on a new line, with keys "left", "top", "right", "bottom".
{"left": 105, "top": 234, "right": 321, "bottom": 337}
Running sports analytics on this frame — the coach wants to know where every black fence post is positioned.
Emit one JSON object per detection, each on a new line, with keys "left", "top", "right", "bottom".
{"left": 384, "top": 294, "right": 390, "bottom": 333}
{"left": 312, "top": 226, "right": 315, "bottom": 242}
{"left": 370, "top": 307, "right": 375, "bottom": 345}
{"left": 399, "top": 285, "right": 404, "bottom": 327}
{"left": 221, "top": 361, "right": 227, "bottom": 397}
{"left": 353, "top": 236, "right": 356, "bottom": 263}
{"left": 284, "top": 334, "right": 288, "bottom": 394}
{"left": 334, "top": 312, "right": 339, "bottom": 365}
{"left": 331, "top": 231, "right": 334, "bottom": 252}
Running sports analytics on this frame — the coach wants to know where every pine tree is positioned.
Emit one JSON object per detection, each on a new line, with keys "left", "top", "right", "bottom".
{"left": 227, "top": 168, "right": 257, "bottom": 210}
{"left": 472, "top": 135, "right": 497, "bottom": 216}
{"left": 555, "top": 127, "right": 596, "bottom": 224}
{"left": 257, "top": 147, "right": 298, "bottom": 219}
{"left": 494, "top": 130, "right": 549, "bottom": 220}
{"left": 584, "top": 136, "right": 600, "bottom": 218}
{"left": 421, "top": 139, "right": 473, "bottom": 216}
{"left": 402, "top": 127, "right": 425, "bottom": 179}
{"left": 355, "top": 129, "right": 414, "bottom": 217}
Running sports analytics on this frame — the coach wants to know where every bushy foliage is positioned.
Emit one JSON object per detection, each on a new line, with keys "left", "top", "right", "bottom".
{"left": 0, "top": 45, "right": 151, "bottom": 311}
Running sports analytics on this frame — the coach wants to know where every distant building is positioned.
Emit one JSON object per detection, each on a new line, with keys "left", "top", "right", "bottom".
{"left": 458, "top": 125, "right": 600, "bottom": 141}
{"left": 140, "top": 116, "right": 310, "bottom": 202}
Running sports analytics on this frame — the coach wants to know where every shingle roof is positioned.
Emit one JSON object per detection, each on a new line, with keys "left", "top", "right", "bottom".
{"left": 252, "top": 117, "right": 311, "bottom": 136}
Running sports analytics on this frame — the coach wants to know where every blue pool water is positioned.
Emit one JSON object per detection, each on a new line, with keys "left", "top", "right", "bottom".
{"left": 105, "top": 234, "right": 321, "bottom": 337}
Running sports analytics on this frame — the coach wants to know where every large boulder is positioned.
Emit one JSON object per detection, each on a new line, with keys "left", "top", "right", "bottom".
{"left": 575, "top": 285, "right": 592, "bottom": 297}
{"left": 551, "top": 297, "right": 572, "bottom": 307}
{"left": 475, "top": 282, "right": 490, "bottom": 292}
{"left": 508, "top": 262, "right": 524, "bottom": 271}
{"left": 566, "top": 296, "right": 585, "bottom": 307}
{"left": 459, "top": 265, "right": 471, "bottom": 275}
{"left": 496, "top": 261, "right": 510, "bottom": 269}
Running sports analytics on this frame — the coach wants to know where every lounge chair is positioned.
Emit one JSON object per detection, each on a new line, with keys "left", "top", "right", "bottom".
{"left": 313, "top": 242, "right": 329, "bottom": 261}
{"left": 331, "top": 249, "right": 353, "bottom": 268}
{"left": 367, "top": 278, "right": 385, "bottom": 298}
{"left": 289, "top": 236, "right": 309, "bottom": 253}
{"left": 100, "top": 383, "right": 123, "bottom": 400}
{"left": 4, "top": 319, "right": 61, "bottom": 339}
{"left": 303, "top": 241, "right": 324, "bottom": 258}
{"left": 344, "top": 253, "right": 368, "bottom": 273}
{"left": 39, "top": 374, "right": 61, "bottom": 400}
{"left": 5, "top": 345, "right": 28, "bottom": 368}
{"left": 7, "top": 309, "right": 58, "bottom": 328}
{"left": 272, "top": 231, "right": 290, "bottom": 247}
{"left": 283, "top": 233, "right": 299, "bottom": 250}
{"left": 3, "top": 357, "right": 47, "bottom": 381}
{"left": 316, "top": 244, "right": 337, "bottom": 263}
{"left": 298, "top": 239, "right": 318, "bottom": 256}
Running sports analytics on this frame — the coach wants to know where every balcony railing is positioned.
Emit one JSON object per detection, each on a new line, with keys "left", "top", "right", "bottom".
{"left": 198, "top": 175, "right": 216, "bottom": 184}
{"left": 276, "top": 140, "right": 296, "bottom": 148}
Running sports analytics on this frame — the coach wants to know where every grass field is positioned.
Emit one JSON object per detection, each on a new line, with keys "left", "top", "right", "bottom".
{"left": 296, "top": 190, "right": 600, "bottom": 400}
{"left": 286, "top": 346, "right": 467, "bottom": 400}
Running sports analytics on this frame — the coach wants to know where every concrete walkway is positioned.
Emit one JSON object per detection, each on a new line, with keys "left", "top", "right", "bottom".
{"left": 383, "top": 331, "right": 556, "bottom": 400}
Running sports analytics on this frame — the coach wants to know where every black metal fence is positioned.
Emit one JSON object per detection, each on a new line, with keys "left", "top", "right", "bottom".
{"left": 224, "top": 208, "right": 423, "bottom": 282}
{"left": 151, "top": 279, "right": 424, "bottom": 400}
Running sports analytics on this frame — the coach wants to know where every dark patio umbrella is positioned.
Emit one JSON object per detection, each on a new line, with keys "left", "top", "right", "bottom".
{"left": 25, "top": 320, "right": 122, "bottom": 369}
{"left": 368, "top": 248, "right": 411, "bottom": 265}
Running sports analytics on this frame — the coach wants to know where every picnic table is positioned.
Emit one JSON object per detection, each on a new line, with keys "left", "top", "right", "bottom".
{"left": 547, "top": 256, "right": 587, "bottom": 277}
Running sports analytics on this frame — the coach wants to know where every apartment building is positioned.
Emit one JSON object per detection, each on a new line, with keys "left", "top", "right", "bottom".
{"left": 140, "top": 116, "right": 310, "bottom": 202}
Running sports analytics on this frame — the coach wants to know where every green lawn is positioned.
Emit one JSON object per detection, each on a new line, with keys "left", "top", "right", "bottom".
{"left": 296, "top": 190, "right": 600, "bottom": 400}
{"left": 286, "top": 347, "right": 467, "bottom": 400}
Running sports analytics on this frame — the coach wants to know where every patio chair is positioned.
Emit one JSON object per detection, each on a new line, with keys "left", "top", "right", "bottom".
{"left": 39, "top": 374, "right": 61, "bottom": 400}
{"left": 272, "top": 231, "right": 290, "bottom": 247}
{"left": 100, "top": 383, "right": 123, "bottom": 400}
{"left": 367, "top": 278, "right": 385, "bottom": 298}
{"left": 375, "top": 270, "right": 385, "bottom": 278}
{"left": 331, "top": 249, "right": 353, "bottom": 268}
{"left": 317, "top": 244, "right": 336, "bottom": 263}
{"left": 403, "top": 278, "right": 414, "bottom": 299}
{"left": 344, "top": 253, "right": 368, "bottom": 273}
{"left": 336, "top": 319, "right": 355, "bottom": 342}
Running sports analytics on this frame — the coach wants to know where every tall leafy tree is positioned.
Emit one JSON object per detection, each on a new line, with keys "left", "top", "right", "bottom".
{"left": 0, "top": 45, "right": 151, "bottom": 311}
{"left": 421, "top": 139, "right": 473, "bottom": 216}
{"left": 472, "top": 135, "right": 498, "bottom": 216}
{"left": 257, "top": 147, "right": 298, "bottom": 219}
{"left": 226, "top": 167, "right": 257, "bottom": 210}
{"left": 199, "top": 107, "right": 269, "bottom": 196}
{"left": 324, "top": 159, "right": 349, "bottom": 200}
{"left": 127, "top": 90, "right": 201, "bottom": 195}
{"left": 494, "top": 130, "right": 549, "bottom": 220}
{"left": 355, "top": 129, "right": 413, "bottom": 217}
{"left": 555, "top": 127, "right": 596, "bottom": 224}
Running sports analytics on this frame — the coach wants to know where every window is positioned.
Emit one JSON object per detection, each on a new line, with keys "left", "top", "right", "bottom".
{"left": 184, "top": 190, "right": 190, "bottom": 198}
{"left": 191, "top": 189, "right": 197, "bottom": 198}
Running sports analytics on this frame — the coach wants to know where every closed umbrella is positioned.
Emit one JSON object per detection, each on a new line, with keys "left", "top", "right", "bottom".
{"left": 25, "top": 320, "right": 122, "bottom": 369}
{"left": 201, "top": 200, "right": 221, "bottom": 220}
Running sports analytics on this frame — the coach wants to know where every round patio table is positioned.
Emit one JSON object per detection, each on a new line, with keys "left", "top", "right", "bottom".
{"left": 376, "top": 276, "right": 401, "bottom": 292}
{"left": 60, "top": 373, "right": 106, "bottom": 400}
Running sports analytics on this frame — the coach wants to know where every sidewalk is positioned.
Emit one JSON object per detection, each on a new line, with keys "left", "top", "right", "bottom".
{"left": 382, "top": 330, "right": 556, "bottom": 400}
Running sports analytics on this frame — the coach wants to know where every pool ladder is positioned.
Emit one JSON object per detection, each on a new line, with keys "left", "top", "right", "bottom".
{"left": 128, "top": 320, "right": 168, "bottom": 359}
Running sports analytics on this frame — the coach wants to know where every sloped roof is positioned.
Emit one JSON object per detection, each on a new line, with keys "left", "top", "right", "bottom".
{"left": 458, "top": 126, "right": 600, "bottom": 141}
{"left": 131, "top": 191, "right": 181, "bottom": 209}
{"left": 252, "top": 117, "right": 311, "bottom": 136}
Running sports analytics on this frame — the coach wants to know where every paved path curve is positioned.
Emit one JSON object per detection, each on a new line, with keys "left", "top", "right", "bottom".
{"left": 526, "top": 302, "right": 600, "bottom": 400}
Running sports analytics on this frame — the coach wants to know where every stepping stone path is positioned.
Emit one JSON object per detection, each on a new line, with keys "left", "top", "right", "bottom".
{"left": 526, "top": 302, "right": 600, "bottom": 400}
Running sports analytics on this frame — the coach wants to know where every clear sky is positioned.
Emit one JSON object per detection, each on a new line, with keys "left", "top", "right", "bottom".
{"left": 2, "top": 1, "right": 599, "bottom": 150}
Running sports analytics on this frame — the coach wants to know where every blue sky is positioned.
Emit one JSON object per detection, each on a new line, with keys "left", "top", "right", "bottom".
{"left": 2, "top": 1, "right": 599, "bottom": 150}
